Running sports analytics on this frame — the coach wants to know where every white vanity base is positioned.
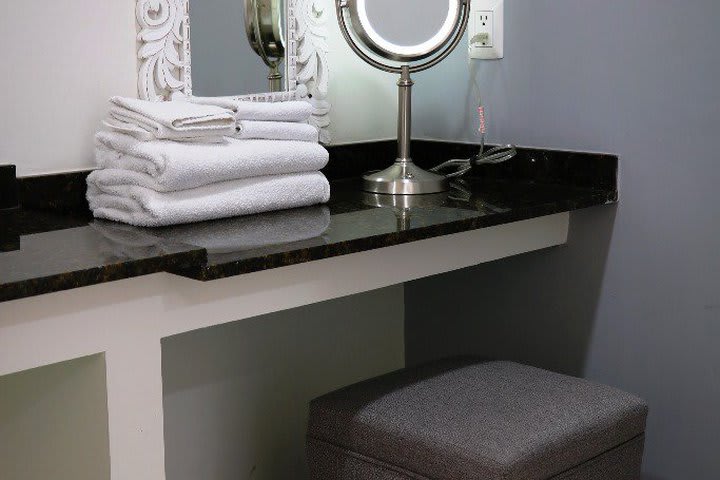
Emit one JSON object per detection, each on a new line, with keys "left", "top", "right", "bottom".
{"left": 0, "top": 213, "right": 568, "bottom": 480}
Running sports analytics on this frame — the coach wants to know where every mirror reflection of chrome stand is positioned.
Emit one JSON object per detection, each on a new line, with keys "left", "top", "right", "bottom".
{"left": 245, "top": 0, "right": 285, "bottom": 92}
{"left": 363, "top": 192, "right": 449, "bottom": 231}
{"left": 337, "top": 0, "right": 470, "bottom": 194}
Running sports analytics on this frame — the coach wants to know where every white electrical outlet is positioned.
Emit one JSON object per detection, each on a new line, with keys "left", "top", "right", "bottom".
{"left": 469, "top": 0, "right": 504, "bottom": 59}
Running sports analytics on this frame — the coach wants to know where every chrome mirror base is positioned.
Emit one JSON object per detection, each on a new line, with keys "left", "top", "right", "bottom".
{"left": 363, "top": 160, "right": 449, "bottom": 195}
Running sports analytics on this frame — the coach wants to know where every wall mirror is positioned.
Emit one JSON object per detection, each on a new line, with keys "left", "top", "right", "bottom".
{"left": 191, "top": 0, "right": 287, "bottom": 96}
{"left": 135, "top": 0, "right": 331, "bottom": 134}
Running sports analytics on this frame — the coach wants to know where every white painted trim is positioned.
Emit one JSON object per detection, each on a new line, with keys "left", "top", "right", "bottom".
{"left": 136, "top": 0, "right": 191, "bottom": 101}
{"left": 105, "top": 342, "right": 166, "bottom": 480}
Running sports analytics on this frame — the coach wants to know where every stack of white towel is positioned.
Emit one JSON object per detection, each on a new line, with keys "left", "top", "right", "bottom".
{"left": 87, "top": 97, "right": 330, "bottom": 227}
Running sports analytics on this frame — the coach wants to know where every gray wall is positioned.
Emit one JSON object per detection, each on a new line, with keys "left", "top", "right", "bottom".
{"left": 189, "top": 0, "right": 276, "bottom": 96}
{"left": 162, "top": 286, "right": 405, "bottom": 480}
{"left": 406, "top": 1, "right": 720, "bottom": 479}
{"left": 0, "top": 355, "right": 110, "bottom": 480}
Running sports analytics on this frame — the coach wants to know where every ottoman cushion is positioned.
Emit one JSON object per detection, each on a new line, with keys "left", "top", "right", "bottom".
{"left": 307, "top": 358, "right": 647, "bottom": 480}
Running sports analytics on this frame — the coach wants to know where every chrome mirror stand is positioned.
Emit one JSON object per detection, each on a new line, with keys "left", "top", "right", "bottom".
{"left": 363, "top": 66, "right": 448, "bottom": 194}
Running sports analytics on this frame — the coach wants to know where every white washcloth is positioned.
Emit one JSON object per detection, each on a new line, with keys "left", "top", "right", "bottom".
{"left": 187, "top": 97, "right": 313, "bottom": 122}
{"left": 95, "top": 131, "right": 329, "bottom": 191}
{"left": 236, "top": 121, "right": 319, "bottom": 142}
{"left": 102, "top": 118, "right": 227, "bottom": 144}
{"left": 87, "top": 170, "right": 330, "bottom": 227}
{"left": 107, "top": 97, "right": 236, "bottom": 141}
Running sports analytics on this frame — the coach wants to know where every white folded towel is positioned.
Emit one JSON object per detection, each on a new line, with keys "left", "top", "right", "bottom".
{"left": 236, "top": 121, "right": 319, "bottom": 142}
{"left": 107, "top": 97, "right": 236, "bottom": 141}
{"left": 102, "top": 118, "right": 228, "bottom": 144}
{"left": 95, "top": 131, "right": 329, "bottom": 191}
{"left": 87, "top": 170, "right": 330, "bottom": 227}
{"left": 187, "top": 97, "right": 313, "bottom": 122}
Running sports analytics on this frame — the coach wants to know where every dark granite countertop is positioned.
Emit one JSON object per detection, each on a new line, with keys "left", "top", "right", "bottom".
{"left": 0, "top": 141, "right": 618, "bottom": 303}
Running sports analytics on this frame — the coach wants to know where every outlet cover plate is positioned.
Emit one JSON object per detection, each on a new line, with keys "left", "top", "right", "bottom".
{"left": 469, "top": 0, "right": 504, "bottom": 59}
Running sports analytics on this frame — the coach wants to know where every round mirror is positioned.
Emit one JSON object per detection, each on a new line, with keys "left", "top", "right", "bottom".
{"left": 348, "top": 0, "right": 462, "bottom": 62}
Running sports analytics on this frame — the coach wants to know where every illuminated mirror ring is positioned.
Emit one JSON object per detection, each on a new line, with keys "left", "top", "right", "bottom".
{"left": 347, "top": 0, "right": 463, "bottom": 63}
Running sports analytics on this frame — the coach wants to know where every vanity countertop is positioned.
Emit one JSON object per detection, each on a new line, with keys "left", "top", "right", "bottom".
{"left": 0, "top": 141, "right": 618, "bottom": 303}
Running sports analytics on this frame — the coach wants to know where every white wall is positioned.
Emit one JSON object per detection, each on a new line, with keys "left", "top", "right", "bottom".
{"left": 0, "top": 0, "right": 137, "bottom": 176}
{"left": 0, "top": 0, "right": 398, "bottom": 176}
{"left": 325, "top": 1, "right": 396, "bottom": 144}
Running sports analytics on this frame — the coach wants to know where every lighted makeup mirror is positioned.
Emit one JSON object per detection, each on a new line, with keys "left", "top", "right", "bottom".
{"left": 337, "top": 0, "right": 470, "bottom": 194}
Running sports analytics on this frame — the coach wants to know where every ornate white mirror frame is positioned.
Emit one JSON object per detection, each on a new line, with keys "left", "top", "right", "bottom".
{"left": 135, "top": 0, "right": 331, "bottom": 137}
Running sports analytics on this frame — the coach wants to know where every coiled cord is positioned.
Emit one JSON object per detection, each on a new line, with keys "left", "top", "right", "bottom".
{"left": 429, "top": 140, "right": 517, "bottom": 178}
{"left": 429, "top": 62, "right": 517, "bottom": 179}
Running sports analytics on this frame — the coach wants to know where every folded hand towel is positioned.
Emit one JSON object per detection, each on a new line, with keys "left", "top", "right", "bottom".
{"left": 102, "top": 118, "right": 227, "bottom": 144}
{"left": 90, "top": 205, "right": 330, "bottom": 258}
{"left": 95, "top": 131, "right": 329, "bottom": 191}
{"left": 87, "top": 170, "right": 331, "bottom": 227}
{"left": 187, "top": 97, "right": 313, "bottom": 122}
{"left": 236, "top": 121, "right": 319, "bottom": 142}
{"left": 107, "top": 97, "right": 236, "bottom": 141}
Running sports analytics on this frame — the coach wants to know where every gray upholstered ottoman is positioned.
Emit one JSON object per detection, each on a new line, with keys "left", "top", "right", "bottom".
{"left": 307, "top": 359, "right": 647, "bottom": 480}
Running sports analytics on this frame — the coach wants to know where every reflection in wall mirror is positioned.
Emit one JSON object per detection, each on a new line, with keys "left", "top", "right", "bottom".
{"left": 245, "top": 0, "right": 286, "bottom": 92}
{"left": 190, "top": 0, "right": 287, "bottom": 96}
